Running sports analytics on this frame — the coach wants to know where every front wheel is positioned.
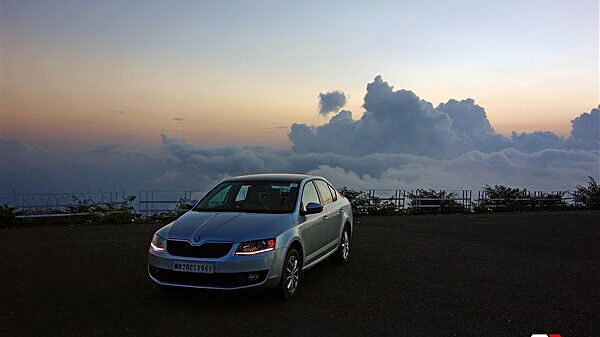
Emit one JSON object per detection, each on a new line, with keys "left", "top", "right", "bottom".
{"left": 333, "top": 226, "right": 351, "bottom": 264}
{"left": 277, "top": 248, "right": 302, "bottom": 299}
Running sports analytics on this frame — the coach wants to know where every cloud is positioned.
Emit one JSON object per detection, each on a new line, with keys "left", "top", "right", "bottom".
{"left": 291, "top": 76, "right": 598, "bottom": 158}
{"left": 568, "top": 105, "right": 600, "bottom": 151}
{"left": 0, "top": 137, "right": 166, "bottom": 195}
{"left": 2, "top": 135, "right": 598, "bottom": 197}
{"left": 92, "top": 144, "right": 123, "bottom": 155}
{"left": 294, "top": 76, "right": 479, "bottom": 158}
{"left": 1, "top": 77, "right": 598, "bottom": 197}
{"left": 437, "top": 98, "right": 514, "bottom": 152}
{"left": 510, "top": 131, "right": 565, "bottom": 153}
{"left": 308, "top": 149, "right": 599, "bottom": 191}
{"left": 318, "top": 90, "right": 347, "bottom": 115}
{"left": 263, "top": 126, "right": 289, "bottom": 134}
{"left": 438, "top": 98, "right": 495, "bottom": 137}
{"left": 571, "top": 105, "right": 599, "bottom": 141}
{"left": 173, "top": 117, "right": 185, "bottom": 122}
{"left": 157, "top": 136, "right": 599, "bottom": 190}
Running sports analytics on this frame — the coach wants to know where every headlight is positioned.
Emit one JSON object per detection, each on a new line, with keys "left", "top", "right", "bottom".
{"left": 235, "top": 239, "right": 276, "bottom": 255}
{"left": 150, "top": 233, "right": 167, "bottom": 252}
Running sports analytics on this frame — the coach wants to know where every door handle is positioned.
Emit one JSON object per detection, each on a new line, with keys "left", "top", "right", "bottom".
{"left": 323, "top": 215, "right": 329, "bottom": 221}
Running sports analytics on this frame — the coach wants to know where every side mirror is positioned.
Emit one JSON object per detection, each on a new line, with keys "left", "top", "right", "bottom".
{"left": 301, "top": 202, "right": 323, "bottom": 215}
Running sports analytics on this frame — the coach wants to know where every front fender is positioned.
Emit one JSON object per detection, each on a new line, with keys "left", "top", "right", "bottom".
{"left": 272, "top": 226, "right": 305, "bottom": 279}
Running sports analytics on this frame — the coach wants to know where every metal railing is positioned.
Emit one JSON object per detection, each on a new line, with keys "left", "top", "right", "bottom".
{"left": 3, "top": 191, "right": 132, "bottom": 219}
{"left": 137, "top": 190, "right": 206, "bottom": 217}
{"left": 2, "top": 188, "right": 597, "bottom": 220}
{"left": 474, "top": 190, "right": 582, "bottom": 211}
{"left": 365, "top": 189, "right": 406, "bottom": 212}
{"left": 347, "top": 189, "right": 597, "bottom": 214}
{"left": 409, "top": 189, "right": 472, "bottom": 211}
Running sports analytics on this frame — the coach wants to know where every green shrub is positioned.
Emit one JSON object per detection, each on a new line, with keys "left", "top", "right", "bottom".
{"left": 477, "top": 185, "right": 534, "bottom": 212}
{"left": 11, "top": 195, "right": 138, "bottom": 226}
{"left": 534, "top": 191, "right": 568, "bottom": 210}
{"left": 573, "top": 176, "right": 600, "bottom": 209}
{"left": 338, "top": 187, "right": 398, "bottom": 215}
{"left": 366, "top": 195, "right": 397, "bottom": 215}
{"left": 408, "top": 189, "right": 465, "bottom": 214}
{"left": 0, "top": 204, "right": 16, "bottom": 227}
{"left": 144, "top": 197, "right": 197, "bottom": 223}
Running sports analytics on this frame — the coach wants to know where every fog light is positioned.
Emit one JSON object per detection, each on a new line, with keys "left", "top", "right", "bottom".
{"left": 248, "top": 273, "right": 260, "bottom": 281}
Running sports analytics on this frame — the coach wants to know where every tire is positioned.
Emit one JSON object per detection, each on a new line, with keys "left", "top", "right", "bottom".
{"left": 277, "top": 248, "right": 302, "bottom": 299}
{"left": 333, "top": 225, "right": 351, "bottom": 264}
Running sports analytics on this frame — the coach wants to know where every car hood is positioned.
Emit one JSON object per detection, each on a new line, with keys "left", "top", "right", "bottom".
{"left": 166, "top": 211, "right": 293, "bottom": 243}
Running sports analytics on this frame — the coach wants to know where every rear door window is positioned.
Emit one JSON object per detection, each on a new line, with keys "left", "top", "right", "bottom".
{"left": 328, "top": 183, "right": 338, "bottom": 202}
{"left": 314, "top": 180, "right": 333, "bottom": 205}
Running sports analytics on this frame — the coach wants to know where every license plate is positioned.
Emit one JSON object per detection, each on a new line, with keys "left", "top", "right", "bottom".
{"left": 172, "top": 261, "right": 214, "bottom": 274}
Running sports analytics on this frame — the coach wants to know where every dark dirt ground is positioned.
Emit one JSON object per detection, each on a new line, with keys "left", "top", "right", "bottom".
{"left": 1, "top": 211, "right": 599, "bottom": 337}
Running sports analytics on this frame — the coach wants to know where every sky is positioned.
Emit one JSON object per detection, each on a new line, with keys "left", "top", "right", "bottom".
{"left": 2, "top": 0, "right": 598, "bottom": 149}
{"left": 1, "top": 1, "right": 599, "bottom": 195}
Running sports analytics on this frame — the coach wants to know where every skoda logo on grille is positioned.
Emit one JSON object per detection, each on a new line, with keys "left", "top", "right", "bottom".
{"left": 194, "top": 236, "right": 202, "bottom": 243}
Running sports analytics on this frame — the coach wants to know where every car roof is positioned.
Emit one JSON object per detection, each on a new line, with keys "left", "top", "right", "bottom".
{"left": 224, "top": 173, "right": 318, "bottom": 183}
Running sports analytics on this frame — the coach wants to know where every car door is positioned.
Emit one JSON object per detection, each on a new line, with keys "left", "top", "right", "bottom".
{"left": 313, "top": 179, "right": 340, "bottom": 248}
{"left": 326, "top": 182, "right": 344, "bottom": 240}
{"left": 298, "top": 180, "right": 327, "bottom": 262}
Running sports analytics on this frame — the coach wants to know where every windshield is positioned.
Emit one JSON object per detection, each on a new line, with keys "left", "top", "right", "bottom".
{"left": 193, "top": 181, "right": 300, "bottom": 213}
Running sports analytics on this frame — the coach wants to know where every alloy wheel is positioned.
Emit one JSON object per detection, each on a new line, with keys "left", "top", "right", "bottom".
{"left": 341, "top": 230, "right": 350, "bottom": 260}
{"left": 285, "top": 255, "right": 300, "bottom": 293}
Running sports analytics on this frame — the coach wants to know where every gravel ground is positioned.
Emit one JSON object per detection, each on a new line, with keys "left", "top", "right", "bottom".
{"left": 1, "top": 211, "right": 599, "bottom": 337}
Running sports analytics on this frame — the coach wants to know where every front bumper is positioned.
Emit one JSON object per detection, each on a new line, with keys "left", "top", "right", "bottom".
{"left": 147, "top": 247, "right": 283, "bottom": 290}
{"left": 149, "top": 265, "right": 270, "bottom": 289}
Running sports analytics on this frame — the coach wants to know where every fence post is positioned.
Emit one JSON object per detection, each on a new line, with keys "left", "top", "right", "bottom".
{"left": 401, "top": 190, "right": 405, "bottom": 211}
{"left": 469, "top": 190, "right": 472, "bottom": 212}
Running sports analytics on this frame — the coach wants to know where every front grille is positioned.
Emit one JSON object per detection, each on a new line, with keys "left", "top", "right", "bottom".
{"left": 149, "top": 265, "right": 268, "bottom": 288}
{"left": 167, "top": 240, "right": 233, "bottom": 258}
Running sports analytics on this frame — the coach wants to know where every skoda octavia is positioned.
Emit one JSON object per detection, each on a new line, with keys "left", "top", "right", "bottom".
{"left": 147, "top": 174, "right": 353, "bottom": 298}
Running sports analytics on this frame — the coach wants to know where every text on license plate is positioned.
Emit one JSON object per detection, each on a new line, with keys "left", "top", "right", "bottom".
{"left": 172, "top": 261, "right": 214, "bottom": 274}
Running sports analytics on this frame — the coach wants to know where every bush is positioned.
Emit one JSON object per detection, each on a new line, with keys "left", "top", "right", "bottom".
{"left": 534, "top": 191, "right": 568, "bottom": 210}
{"left": 175, "top": 197, "right": 197, "bottom": 211}
{"left": 0, "top": 204, "right": 16, "bottom": 227}
{"left": 366, "top": 195, "right": 397, "bottom": 215}
{"left": 408, "top": 189, "right": 465, "bottom": 214}
{"left": 96, "top": 196, "right": 138, "bottom": 223}
{"left": 338, "top": 187, "right": 398, "bottom": 215}
{"left": 338, "top": 188, "right": 369, "bottom": 215}
{"left": 10, "top": 195, "right": 138, "bottom": 226}
{"left": 67, "top": 197, "right": 97, "bottom": 213}
{"left": 573, "top": 176, "right": 600, "bottom": 209}
{"left": 476, "top": 185, "right": 534, "bottom": 212}
{"left": 145, "top": 197, "right": 198, "bottom": 223}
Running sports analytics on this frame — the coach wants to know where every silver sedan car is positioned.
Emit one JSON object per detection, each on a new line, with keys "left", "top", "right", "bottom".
{"left": 148, "top": 174, "right": 353, "bottom": 298}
